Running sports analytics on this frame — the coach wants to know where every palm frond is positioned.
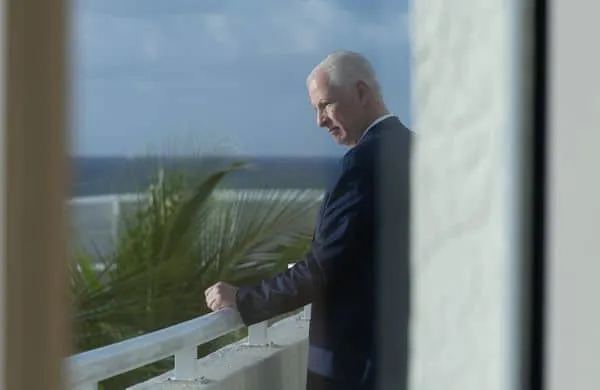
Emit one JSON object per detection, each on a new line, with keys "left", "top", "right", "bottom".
{"left": 159, "top": 161, "right": 247, "bottom": 262}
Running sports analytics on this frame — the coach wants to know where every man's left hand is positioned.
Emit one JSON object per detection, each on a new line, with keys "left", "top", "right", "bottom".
{"left": 205, "top": 282, "right": 238, "bottom": 311}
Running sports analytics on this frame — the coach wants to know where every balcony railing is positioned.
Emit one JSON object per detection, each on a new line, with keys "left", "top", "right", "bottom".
{"left": 67, "top": 265, "right": 311, "bottom": 390}
{"left": 67, "top": 305, "right": 311, "bottom": 390}
{"left": 67, "top": 309, "right": 244, "bottom": 389}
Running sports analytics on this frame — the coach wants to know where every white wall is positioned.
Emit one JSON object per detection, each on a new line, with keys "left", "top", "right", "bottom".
{"left": 412, "top": 0, "right": 600, "bottom": 388}
{"left": 68, "top": 190, "right": 323, "bottom": 259}
{"left": 410, "top": 0, "right": 522, "bottom": 389}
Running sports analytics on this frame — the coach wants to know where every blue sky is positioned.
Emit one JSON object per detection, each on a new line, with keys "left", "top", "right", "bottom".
{"left": 71, "top": 0, "right": 411, "bottom": 157}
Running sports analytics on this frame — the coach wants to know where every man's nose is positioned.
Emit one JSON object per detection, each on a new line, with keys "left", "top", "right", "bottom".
{"left": 317, "top": 111, "right": 329, "bottom": 127}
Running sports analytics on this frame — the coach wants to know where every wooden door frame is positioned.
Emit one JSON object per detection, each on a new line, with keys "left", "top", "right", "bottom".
{"left": 1, "top": 0, "right": 70, "bottom": 388}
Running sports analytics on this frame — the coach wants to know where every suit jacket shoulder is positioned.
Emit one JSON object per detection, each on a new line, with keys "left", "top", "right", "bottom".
{"left": 341, "top": 116, "right": 413, "bottom": 192}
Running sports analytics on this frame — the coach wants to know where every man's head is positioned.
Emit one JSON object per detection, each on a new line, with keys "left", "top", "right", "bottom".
{"left": 307, "top": 51, "right": 388, "bottom": 147}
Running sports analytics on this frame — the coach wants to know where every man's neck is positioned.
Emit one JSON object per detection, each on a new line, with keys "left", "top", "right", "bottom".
{"left": 348, "top": 109, "right": 392, "bottom": 148}
{"left": 363, "top": 102, "right": 390, "bottom": 128}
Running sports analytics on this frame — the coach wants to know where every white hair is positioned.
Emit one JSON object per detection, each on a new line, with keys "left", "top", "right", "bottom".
{"left": 307, "top": 51, "right": 383, "bottom": 99}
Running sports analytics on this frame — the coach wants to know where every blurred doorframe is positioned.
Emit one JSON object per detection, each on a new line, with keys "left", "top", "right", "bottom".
{"left": 546, "top": 1, "right": 600, "bottom": 390}
{"left": 0, "top": 0, "right": 70, "bottom": 389}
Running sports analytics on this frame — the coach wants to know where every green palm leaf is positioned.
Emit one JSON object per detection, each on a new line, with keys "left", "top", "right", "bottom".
{"left": 159, "top": 161, "right": 247, "bottom": 263}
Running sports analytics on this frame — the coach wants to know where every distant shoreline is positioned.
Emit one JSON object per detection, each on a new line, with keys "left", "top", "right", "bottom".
{"left": 71, "top": 156, "right": 340, "bottom": 197}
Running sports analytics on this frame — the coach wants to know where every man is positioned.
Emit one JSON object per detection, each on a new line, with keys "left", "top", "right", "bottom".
{"left": 205, "top": 51, "right": 412, "bottom": 390}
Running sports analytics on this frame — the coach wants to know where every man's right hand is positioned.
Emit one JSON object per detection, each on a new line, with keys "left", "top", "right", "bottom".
{"left": 204, "top": 282, "right": 238, "bottom": 311}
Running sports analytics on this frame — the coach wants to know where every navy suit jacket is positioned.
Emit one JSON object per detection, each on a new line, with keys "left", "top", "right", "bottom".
{"left": 235, "top": 117, "right": 412, "bottom": 390}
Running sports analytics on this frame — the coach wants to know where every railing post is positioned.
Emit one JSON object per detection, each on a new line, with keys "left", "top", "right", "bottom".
{"left": 247, "top": 321, "right": 269, "bottom": 345}
{"left": 174, "top": 346, "right": 197, "bottom": 380}
{"left": 288, "top": 263, "right": 312, "bottom": 320}
{"left": 304, "top": 304, "right": 312, "bottom": 320}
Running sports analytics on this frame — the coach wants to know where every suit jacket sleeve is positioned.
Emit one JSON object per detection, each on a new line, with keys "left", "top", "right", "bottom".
{"left": 235, "top": 150, "right": 372, "bottom": 325}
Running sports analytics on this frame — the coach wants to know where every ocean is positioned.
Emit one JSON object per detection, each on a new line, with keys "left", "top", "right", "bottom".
{"left": 71, "top": 156, "right": 341, "bottom": 197}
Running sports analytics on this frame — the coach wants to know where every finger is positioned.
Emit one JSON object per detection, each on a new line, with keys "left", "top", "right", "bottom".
{"left": 206, "top": 285, "right": 221, "bottom": 299}
{"left": 205, "top": 285, "right": 214, "bottom": 297}
{"left": 206, "top": 289, "right": 220, "bottom": 304}
{"left": 206, "top": 293, "right": 215, "bottom": 306}
{"left": 207, "top": 297, "right": 220, "bottom": 311}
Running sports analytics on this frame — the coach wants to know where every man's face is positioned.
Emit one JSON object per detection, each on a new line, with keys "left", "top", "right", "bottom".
{"left": 308, "top": 71, "right": 366, "bottom": 147}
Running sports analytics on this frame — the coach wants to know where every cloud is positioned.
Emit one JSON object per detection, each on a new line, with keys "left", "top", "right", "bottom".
{"left": 74, "top": 0, "right": 410, "bottom": 75}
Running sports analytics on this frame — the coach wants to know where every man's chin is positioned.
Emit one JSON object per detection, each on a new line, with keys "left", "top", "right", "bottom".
{"left": 333, "top": 135, "right": 352, "bottom": 147}
{"left": 330, "top": 132, "right": 347, "bottom": 145}
{"left": 333, "top": 137, "right": 345, "bottom": 145}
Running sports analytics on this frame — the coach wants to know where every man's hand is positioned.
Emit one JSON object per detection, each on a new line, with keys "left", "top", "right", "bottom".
{"left": 205, "top": 282, "right": 239, "bottom": 311}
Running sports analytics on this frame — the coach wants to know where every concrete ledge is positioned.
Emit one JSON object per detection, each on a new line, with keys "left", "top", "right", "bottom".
{"left": 130, "top": 314, "right": 309, "bottom": 390}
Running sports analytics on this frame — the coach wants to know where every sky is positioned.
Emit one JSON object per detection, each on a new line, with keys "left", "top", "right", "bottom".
{"left": 71, "top": 0, "right": 411, "bottom": 157}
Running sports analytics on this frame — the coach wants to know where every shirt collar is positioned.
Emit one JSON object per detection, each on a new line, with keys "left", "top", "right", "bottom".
{"left": 358, "top": 113, "right": 395, "bottom": 143}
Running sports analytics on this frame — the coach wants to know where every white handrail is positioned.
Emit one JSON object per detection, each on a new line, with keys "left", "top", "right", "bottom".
{"left": 67, "top": 309, "right": 245, "bottom": 388}
{"left": 68, "top": 189, "right": 325, "bottom": 204}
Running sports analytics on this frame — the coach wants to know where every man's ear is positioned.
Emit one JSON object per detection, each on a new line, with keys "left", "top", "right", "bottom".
{"left": 356, "top": 80, "right": 371, "bottom": 106}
